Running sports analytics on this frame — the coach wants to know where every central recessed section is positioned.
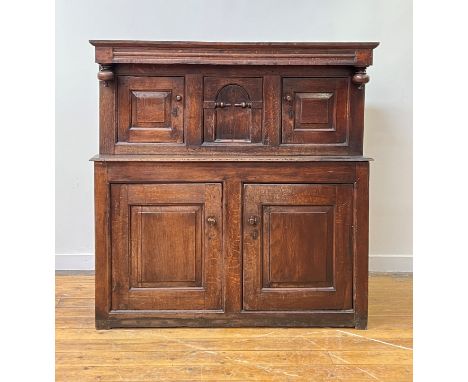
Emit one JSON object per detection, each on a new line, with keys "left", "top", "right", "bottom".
{"left": 203, "top": 77, "right": 263, "bottom": 144}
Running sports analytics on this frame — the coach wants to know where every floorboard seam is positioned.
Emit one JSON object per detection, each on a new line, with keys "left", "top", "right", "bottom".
{"left": 328, "top": 351, "right": 381, "bottom": 380}
{"left": 335, "top": 330, "right": 413, "bottom": 351}
{"left": 159, "top": 333, "right": 301, "bottom": 379}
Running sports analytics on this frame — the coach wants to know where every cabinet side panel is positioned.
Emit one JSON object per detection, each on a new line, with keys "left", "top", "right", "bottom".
{"left": 94, "top": 162, "right": 111, "bottom": 328}
{"left": 354, "top": 162, "right": 369, "bottom": 329}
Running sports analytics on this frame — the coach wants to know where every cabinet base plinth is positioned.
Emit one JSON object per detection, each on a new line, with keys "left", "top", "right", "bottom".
{"left": 95, "top": 312, "right": 358, "bottom": 329}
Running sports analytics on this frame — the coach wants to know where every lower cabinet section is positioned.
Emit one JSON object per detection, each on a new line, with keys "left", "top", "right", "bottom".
{"left": 94, "top": 161, "right": 369, "bottom": 329}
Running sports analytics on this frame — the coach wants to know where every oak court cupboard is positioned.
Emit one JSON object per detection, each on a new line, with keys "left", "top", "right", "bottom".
{"left": 90, "top": 41, "right": 379, "bottom": 329}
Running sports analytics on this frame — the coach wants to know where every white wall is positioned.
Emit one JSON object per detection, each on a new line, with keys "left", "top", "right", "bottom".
{"left": 56, "top": 0, "right": 412, "bottom": 271}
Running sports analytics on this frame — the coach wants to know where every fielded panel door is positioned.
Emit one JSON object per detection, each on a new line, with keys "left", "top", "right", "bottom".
{"left": 117, "top": 76, "right": 185, "bottom": 144}
{"left": 281, "top": 78, "right": 350, "bottom": 145}
{"left": 111, "top": 183, "right": 223, "bottom": 311}
{"left": 243, "top": 183, "right": 353, "bottom": 311}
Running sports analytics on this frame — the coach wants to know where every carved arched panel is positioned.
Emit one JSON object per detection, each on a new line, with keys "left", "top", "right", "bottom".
{"left": 203, "top": 77, "right": 263, "bottom": 143}
{"left": 214, "top": 85, "right": 251, "bottom": 140}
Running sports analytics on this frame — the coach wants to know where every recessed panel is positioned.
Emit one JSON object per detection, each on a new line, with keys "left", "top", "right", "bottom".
{"left": 132, "top": 91, "right": 169, "bottom": 126}
{"left": 130, "top": 205, "right": 202, "bottom": 288}
{"left": 296, "top": 92, "right": 334, "bottom": 128}
{"left": 264, "top": 206, "right": 334, "bottom": 288}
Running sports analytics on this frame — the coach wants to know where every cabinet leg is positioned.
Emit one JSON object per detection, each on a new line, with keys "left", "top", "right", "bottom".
{"left": 355, "top": 316, "right": 368, "bottom": 330}
{"left": 95, "top": 319, "right": 111, "bottom": 330}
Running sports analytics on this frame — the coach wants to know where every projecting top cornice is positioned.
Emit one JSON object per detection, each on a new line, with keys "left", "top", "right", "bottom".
{"left": 90, "top": 40, "right": 379, "bottom": 67}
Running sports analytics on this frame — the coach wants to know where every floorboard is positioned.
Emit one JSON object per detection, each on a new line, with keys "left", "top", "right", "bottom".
{"left": 56, "top": 274, "right": 413, "bottom": 381}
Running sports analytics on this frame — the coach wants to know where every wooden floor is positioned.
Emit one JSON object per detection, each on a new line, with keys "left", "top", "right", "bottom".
{"left": 56, "top": 274, "right": 412, "bottom": 381}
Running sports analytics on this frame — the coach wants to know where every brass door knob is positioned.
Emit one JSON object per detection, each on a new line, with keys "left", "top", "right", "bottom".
{"left": 207, "top": 216, "right": 217, "bottom": 225}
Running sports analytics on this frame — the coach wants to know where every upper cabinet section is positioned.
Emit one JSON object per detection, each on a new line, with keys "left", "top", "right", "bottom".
{"left": 91, "top": 41, "right": 378, "bottom": 155}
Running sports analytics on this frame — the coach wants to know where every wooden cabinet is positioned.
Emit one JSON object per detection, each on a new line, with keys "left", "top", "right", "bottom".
{"left": 91, "top": 41, "right": 378, "bottom": 329}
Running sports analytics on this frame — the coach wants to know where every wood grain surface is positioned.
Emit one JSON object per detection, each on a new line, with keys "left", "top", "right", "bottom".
{"left": 56, "top": 273, "right": 412, "bottom": 381}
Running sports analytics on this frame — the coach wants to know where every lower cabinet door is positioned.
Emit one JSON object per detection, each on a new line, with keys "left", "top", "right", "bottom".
{"left": 243, "top": 183, "right": 353, "bottom": 311}
{"left": 111, "top": 183, "right": 223, "bottom": 311}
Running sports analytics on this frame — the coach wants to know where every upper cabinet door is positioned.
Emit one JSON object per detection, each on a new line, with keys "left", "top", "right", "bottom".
{"left": 203, "top": 77, "right": 263, "bottom": 144}
{"left": 243, "top": 183, "right": 353, "bottom": 311}
{"left": 117, "top": 76, "right": 185, "bottom": 144}
{"left": 111, "top": 183, "right": 223, "bottom": 311}
{"left": 282, "top": 78, "right": 350, "bottom": 145}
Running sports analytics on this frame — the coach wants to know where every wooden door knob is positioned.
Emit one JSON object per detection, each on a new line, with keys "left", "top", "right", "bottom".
{"left": 207, "top": 216, "right": 217, "bottom": 225}
{"left": 248, "top": 216, "right": 258, "bottom": 226}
